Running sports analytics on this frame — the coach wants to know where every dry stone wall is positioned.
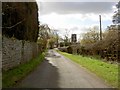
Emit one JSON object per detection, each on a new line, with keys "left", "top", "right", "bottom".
{"left": 2, "top": 36, "right": 41, "bottom": 70}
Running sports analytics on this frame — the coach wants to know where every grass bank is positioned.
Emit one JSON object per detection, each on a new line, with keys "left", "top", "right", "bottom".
{"left": 58, "top": 51, "right": 118, "bottom": 88}
{"left": 2, "top": 52, "right": 45, "bottom": 88}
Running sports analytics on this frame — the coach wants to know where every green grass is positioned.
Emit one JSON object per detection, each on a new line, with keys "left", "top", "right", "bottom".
{"left": 2, "top": 52, "right": 45, "bottom": 88}
{"left": 58, "top": 51, "right": 118, "bottom": 88}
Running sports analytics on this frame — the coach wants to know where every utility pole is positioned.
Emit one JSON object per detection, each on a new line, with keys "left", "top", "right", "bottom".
{"left": 99, "top": 15, "right": 102, "bottom": 40}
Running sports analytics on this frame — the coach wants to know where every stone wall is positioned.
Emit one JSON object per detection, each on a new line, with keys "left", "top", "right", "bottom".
{"left": 2, "top": 36, "right": 40, "bottom": 70}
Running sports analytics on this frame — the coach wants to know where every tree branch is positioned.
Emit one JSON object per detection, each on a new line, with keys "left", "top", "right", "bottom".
{"left": 2, "top": 19, "right": 25, "bottom": 29}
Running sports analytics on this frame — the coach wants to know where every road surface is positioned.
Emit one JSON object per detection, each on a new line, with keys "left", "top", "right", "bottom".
{"left": 18, "top": 49, "right": 111, "bottom": 88}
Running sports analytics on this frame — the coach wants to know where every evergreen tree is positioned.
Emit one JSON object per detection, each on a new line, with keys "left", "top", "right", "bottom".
{"left": 113, "top": 1, "right": 120, "bottom": 25}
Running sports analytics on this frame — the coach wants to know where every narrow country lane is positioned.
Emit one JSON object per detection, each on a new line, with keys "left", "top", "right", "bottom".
{"left": 18, "top": 49, "right": 111, "bottom": 88}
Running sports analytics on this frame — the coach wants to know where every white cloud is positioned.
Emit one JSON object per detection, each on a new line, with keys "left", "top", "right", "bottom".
{"left": 38, "top": 3, "right": 114, "bottom": 38}
{"left": 39, "top": 12, "right": 68, "bottom": 29}
{"left": 37, "top": 1, "right": 116, "bottom": 40}
{"left": 39, "top": 12, "right": 113, "bottom": 29}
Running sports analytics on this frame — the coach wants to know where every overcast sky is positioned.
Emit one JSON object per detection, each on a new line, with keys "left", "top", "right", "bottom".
{"left": 39, "top": 2, "right": 115, "bottom": 15}
{"left": 37, "top": 1, "right": 118, "bottom": 39}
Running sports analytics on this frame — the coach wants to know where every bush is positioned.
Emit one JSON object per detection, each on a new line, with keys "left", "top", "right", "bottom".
{"left": 58, "top": 47, "right": 68, "bottom": 52}
{"left": 67, "top": 46, "right": 73, "bottom": 54}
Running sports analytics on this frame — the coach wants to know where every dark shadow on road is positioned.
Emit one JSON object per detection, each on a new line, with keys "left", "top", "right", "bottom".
{"left": 17, "top": 58, "right": 60, "bottom": 88}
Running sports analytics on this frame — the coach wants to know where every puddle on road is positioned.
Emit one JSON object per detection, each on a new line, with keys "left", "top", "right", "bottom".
{"left": 46, "top": 53, "right": 61, "bottom": 58}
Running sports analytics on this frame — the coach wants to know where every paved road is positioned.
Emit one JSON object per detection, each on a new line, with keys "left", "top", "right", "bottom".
{"left": 18, "top": 49, "right": 111, "bottom": 88}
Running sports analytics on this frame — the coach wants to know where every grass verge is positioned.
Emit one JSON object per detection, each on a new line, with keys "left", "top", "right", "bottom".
{"left": 2, "top": 52, "right": 45, "bottom": 88}
{"left": 58, "top": 51, "right": 118, "bottom": 88}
